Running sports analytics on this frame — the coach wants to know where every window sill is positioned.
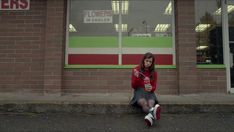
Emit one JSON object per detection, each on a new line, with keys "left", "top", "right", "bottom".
{"left": 197, "top": 64, "right": 225, "bottom": 69}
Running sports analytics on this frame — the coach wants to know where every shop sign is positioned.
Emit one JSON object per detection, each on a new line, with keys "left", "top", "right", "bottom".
{"left": 0, "top": 0, "right": 30, "bottom": 10}
{"left": 84, "top": 10, "right": 112, "bottom": 23}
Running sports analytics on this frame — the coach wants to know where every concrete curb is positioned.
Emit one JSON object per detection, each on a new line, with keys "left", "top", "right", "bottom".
{"left": 1, "top": 103, "right": 234, "bottom": 114}
{"left": 1, "top": 93, "right": 234, "bottom": 114}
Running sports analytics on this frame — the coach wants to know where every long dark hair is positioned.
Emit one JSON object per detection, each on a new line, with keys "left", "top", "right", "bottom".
{"left": 140, "top": 52, "right": 155, "bottom": 79}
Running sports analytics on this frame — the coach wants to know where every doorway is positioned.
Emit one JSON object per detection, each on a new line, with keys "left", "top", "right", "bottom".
{"left": 228, "top": 0, "right": 234, "bottom": 93}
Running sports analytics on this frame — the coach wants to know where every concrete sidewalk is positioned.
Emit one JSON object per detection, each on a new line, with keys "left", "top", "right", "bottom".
{"left": 0, "top": 93, "right": 234, "bottom": 114}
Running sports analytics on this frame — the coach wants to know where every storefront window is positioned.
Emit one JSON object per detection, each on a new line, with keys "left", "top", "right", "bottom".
{"left": 195, "top": 0, "right": 223, "bottom": 64}
{"left": 66, "top": 0, "right": 174, "bottom": 65}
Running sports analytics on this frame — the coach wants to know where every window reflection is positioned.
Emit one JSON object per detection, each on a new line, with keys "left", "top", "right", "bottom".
{"left": 67, "top": 0, "right": 174, "bottom": 65}
{"left": 195, "top": 0, "right": 223, "bottom": 64}
{"left": 228, "top": 0, "right": 234, "bottom": 87}
{"left": 122, "top": 1, "right": 172, "bottom": 37}
{"left": 69, "top": 0, "right": 118, "bottom": 36}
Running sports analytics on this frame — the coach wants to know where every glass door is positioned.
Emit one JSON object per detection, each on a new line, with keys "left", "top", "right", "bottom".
{"left": 228, "top": 0, "right": 234, "bottom": 93}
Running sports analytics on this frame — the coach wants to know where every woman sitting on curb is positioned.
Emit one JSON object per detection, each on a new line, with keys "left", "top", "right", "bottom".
{"left": 129, "top": 52, "right": 161, "bottom": 127}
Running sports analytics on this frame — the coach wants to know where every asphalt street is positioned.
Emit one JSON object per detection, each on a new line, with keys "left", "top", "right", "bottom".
{"left": 0, "top": 113, "right": 234, "bottom": 132}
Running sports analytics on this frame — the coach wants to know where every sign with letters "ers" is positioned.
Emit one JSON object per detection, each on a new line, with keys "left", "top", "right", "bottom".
{"left": 0, "top": 0, "right": 30, "bottom": 10}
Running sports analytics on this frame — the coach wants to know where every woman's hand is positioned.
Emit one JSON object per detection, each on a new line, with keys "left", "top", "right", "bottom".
{"left": 144, "top": 77, "right": 152, "bottom": 92}
{"left": 144, "top": 77, "right": 150, "bottom": 82}
{"left": 133, "top": 69, "right": 139, "bottom": 78}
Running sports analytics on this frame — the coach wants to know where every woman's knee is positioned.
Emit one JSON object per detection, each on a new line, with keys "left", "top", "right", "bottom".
{"left": 148, "top": 100, "right": 155, "bottom": 107}
{"left": 137, "top": 98, "right": 147, "bottom": 106}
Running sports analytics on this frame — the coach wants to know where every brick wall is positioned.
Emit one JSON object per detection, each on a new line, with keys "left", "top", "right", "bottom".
{"left": 175, "top": 0, "right": 198, "bottom": 94}
{"left": 0, "top": 0, "right": 66, "bottom": 94}
{"left": 63, "top": 69, "right": 131, "bottom": 94}
{"left": 0, "top": 0, "right": 228, "bottom": 95}
{"left": 63, "top": 69, "right": 178, "bottom": 95}
{"left": 174, "top": 0, "right": 227, "bottom": 94}
{"left": 0, "top": 0, "right": 46, "bottom": 93}
{"left": 198, "top": 69, "right": 226, "bottom": 93}
{"left": 43, "top": 0, "right": 66, "bottom": 94}
{"left": 157, "top": 69, "right": 178, "bottom": 94}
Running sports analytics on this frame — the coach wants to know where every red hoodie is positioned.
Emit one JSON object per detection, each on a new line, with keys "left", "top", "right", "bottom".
{"left": 131, "top": 65, "right": 157, "bottom": 92}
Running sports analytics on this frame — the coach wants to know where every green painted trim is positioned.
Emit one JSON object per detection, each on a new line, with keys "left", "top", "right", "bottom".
{"left": 123, "top": 37, "right": 172, "bottom": 47}
{"left": 197, "top": 64, "right": 226, "bottom": 69}
{"left": 157, "top": 65, "right": 176, "bottom": 69}
{"left": 69, "top": 36, "right": 118, "bottom": 48}
{"left": 69, "top": 36, "right": 172, "bottom": 48}
{"left": 64, "top": 65, "right": 176, "bottom": 69}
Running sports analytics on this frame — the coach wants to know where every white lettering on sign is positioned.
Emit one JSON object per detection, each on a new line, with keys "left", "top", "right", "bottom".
{"left": 0, "top": 0, "right": 30, "bottom": 10}
{"left": 84, "top": 10, "right": 113, "bottom": 23}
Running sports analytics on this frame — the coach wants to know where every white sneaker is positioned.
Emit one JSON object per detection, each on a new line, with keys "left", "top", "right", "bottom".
{"left": 144, "top": 113, "right": 154, "bottom": 126}
{"left": 153, "top": 104, "right": 161, "bottom": 120}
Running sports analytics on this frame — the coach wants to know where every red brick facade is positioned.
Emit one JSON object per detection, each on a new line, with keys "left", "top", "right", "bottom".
{"left": 0, "top": 0, "right": 47, "bottom": 93}
{"left": 0, "top": 0, "right": 226, "bottom": 95}
{"left": 176, "top": 0, "right": 198, "bottom": 94}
